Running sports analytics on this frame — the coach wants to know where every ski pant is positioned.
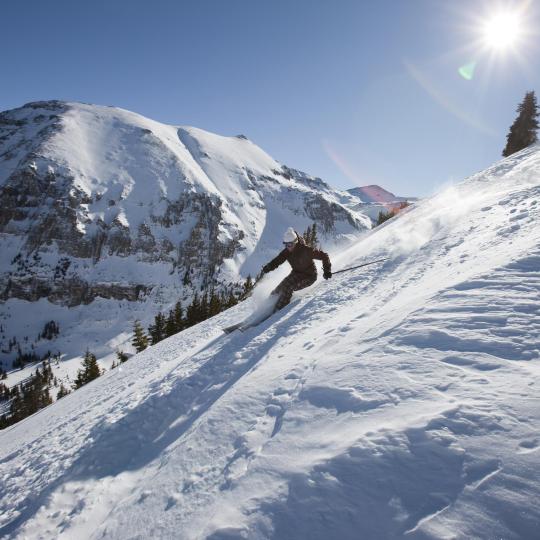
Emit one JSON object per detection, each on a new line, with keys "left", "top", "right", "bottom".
{"left": 272, "top": 272, "right": 316, "bottom": 311}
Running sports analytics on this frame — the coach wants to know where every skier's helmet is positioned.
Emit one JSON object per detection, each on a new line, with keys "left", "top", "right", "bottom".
{"left": 283, "top": 227, "right": 298, "bottom": 244}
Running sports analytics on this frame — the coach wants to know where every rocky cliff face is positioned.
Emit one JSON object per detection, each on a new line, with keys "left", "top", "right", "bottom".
{"left": 0, "top": 100, "right": 370, "bottom": 366}
{"left": 0, "top": 101, "right": 369, "bottom": 306}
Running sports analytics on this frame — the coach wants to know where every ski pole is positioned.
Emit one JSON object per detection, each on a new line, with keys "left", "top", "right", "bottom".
{"left": 332, "top": 258, "right": 388, "bottom": 276}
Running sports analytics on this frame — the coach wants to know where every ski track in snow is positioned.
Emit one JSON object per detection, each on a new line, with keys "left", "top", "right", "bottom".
{"left": 1, "top": 146, "right": 540, "bottom": 539}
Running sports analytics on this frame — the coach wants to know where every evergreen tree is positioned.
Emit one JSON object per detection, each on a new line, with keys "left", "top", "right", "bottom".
{"left": 73, "top": 350, "right": 102, "bottom": 389}
{"left": 182, "top": 267, "right": 191, "bottom": 286}
{"left": 199, "top": 293, "right": 209, "bottom": 322}
{"left": 303, "top": 223, "right": 319, "bottom": 248}
{"left": 2, "top": 368, "right": 53, "bottom": 427}
{"left": 165, "top": 310, "right": 177, "bottom": 337}
{"left": 186, "top": 292, "right": 201, "bottom": 327}
{"left": 310, "top": 222, "right": 319, "bottom": 248}
{"left": 132, "top": 320, "right": 149, "bottom": 352}
{"left": 148, "top": 312, "right": 166, "bottom": 345}
{"left": 242, "top": 275, "right": 254, "bottom": 299}
{"left": 40, "top": 360, "right": 53, "bottom": 385}
{"left": 208, "top": 288, "right": 222, "bottom": 317}
{"left": 116, "top": 349, "right": 129, "bottom": 363}
{"left": 303, "top": 224, "right": 312, "bottom": 246}
{"left": 173, "top": 301, "right": 184, "bottom": 331}
{"left": 40, "top": 320, "right": 60, "bottom": 340}
{"left": 376, "top": 209, "right": 395, "bottom": 226}
{"left": 57, "top": 383, "right": 71, "bottom": 400}
{"left": 0, "top": 382, "right": 9, "bottom": 401}
{"left": 503, "top": 91, "right": 539, "bottom": 157}
{"left": 226, "top": 289, "right": 238, "bottom": 308}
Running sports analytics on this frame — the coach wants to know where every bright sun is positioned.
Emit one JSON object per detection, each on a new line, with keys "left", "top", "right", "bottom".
{"left": 482, "top": 11, "right": 522, "bottom": 50}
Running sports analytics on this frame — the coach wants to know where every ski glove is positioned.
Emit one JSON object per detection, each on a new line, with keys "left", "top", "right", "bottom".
{"left": 323, "top": 270, "right": 332, "bottom": 280}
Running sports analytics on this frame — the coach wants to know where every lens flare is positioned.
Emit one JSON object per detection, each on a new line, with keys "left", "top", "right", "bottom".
{"left": 458, "top": 61, "right": 476, "bottom": 80}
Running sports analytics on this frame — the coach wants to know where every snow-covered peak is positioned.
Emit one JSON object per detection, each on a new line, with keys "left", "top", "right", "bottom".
{"left": 346, "top": 184, "right": 418, "bottom": 223}
{"left": 0, "top": 100, "right": 370, "bottom": 374}
{"left": 347, "top": 184, "right": 416, "bottom": 203}
{"left": 0, "top": 100, "right": 368, "bottom": 241}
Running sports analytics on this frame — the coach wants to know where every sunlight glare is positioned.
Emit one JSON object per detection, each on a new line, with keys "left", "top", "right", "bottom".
{"left": 482, "top": 11, "right": 522, "bottom": 50}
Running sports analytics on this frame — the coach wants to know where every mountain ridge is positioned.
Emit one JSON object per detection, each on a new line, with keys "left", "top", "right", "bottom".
{"left": 347, "top": 184, "right": 417, "bottom": 203}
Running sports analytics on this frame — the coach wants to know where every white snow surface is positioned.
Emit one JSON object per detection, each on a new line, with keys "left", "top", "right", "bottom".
{"left": 1, "top": 145, "right": 539, "bottom": 539}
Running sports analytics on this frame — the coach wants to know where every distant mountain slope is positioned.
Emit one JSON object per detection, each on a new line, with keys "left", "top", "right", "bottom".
{"left": 1, "top": 143, "right": 538, "bottom": 539}
{"left": 0, "top": 101, "right": 370, "bottom": 370}
{"left": 347, "top": 184, "right": 418, "bottom": 222}
{"left": 347, "top": 184, "right": 415, "bottom": 203}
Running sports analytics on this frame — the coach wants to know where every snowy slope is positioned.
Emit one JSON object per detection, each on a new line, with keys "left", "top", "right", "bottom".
{"left": 0, "top": 144, "right": 539, "bottom": 539}
{"left": 0, "top": 101, "right": 369, "bottom": 378}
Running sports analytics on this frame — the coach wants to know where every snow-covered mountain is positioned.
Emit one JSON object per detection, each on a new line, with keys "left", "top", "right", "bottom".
{"left": 348, "top": 184, "right": 415, "bottom": 204}
{"left": 347, "top": 184, "right": 418, "bottom": 223}
{"left": 0, "top": 101, "right": 370, "bottom": 373}
{"left": 1, "top": 142, "right": 538, "bottom": 538}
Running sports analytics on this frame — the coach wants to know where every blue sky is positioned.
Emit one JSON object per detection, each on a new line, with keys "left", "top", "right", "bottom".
{"left": 1, "top": 0, "right": 539, "bottom": 196}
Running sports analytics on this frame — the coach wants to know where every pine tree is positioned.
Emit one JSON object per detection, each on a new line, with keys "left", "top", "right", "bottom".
{"left": 57, "top": 383, "right": 71, "bottom": 400}
{"left": 173, "top": 301, "right": 184, "bottom": 331}
{"left": 165, "top": 310, "right": 177, "bottom": 337}
{"left": 40, "top": 360, "right": 53, "bottom": 385}
{"left": 311, "top": 222, "right": 319, "bottom": 248}
{"left": 0, "top": 382, "right": 9, "bottom": 401}
{"left": 302, "top": 223, "right": 319, "bottom": 248}
{"left": 208, "top": 288, "right": 222, "bottom": 317}
{"left": 199, "top": 293, "right": 209, "bottom": 322}
{"left": 503, "top": 91, "right": 539, "bottom": 157}
{"left": 132, "top": 320, "right": 149, "bottom": 352}
{"left": 303, "top": 224, "right": 312, "bottom": 246}
{"left": 376, "top": 209, "right": 395, "bottom": 226}
{"left": 242, "top": 275, "right": 254, "bottom": 298}
{"left": 73, "top": 350, "right": 102, "bottom": 389}
{"left": 148, "top": 312, "right": 166, "bottom": 345}
{"left": 226, "top": 289, "right": 238, "bottom": 308}
{"left": 5, "top": 369, "right": 53, "bottom": 426}
{"left": 40, "top": 320, "right": 60, "bottom": 340}
{"left": 186, "top": 292, "right": 201, "bottom": 327}
{"left": 183, "top": 267, "right": 191, "bottom": 286}
{"left": 116, "top": 350, "right": 129, "bottom": 363}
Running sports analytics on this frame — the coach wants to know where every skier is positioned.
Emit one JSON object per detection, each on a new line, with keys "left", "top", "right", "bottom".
{"left": 262, "top": 227, "right": 332, "bottom": 311}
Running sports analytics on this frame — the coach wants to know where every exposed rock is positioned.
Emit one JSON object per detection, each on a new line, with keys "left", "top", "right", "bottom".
{"left": 0, "top": 100, "right": 371, "bottom": 366}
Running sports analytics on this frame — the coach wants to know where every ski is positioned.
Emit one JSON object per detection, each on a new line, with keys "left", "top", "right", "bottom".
{"left": 237, "top": 313, "right": 273, "bottom": 332}
{"left": 223, "top": 307, "right": 279, "bottom": 334}
{"left": 222, "top": 322, "right": 244, "bottom": 334}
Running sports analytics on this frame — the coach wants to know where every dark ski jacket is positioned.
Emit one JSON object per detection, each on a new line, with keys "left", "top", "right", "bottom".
{"left": 263, "top": 237, "right": 331, "bottom": 278}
